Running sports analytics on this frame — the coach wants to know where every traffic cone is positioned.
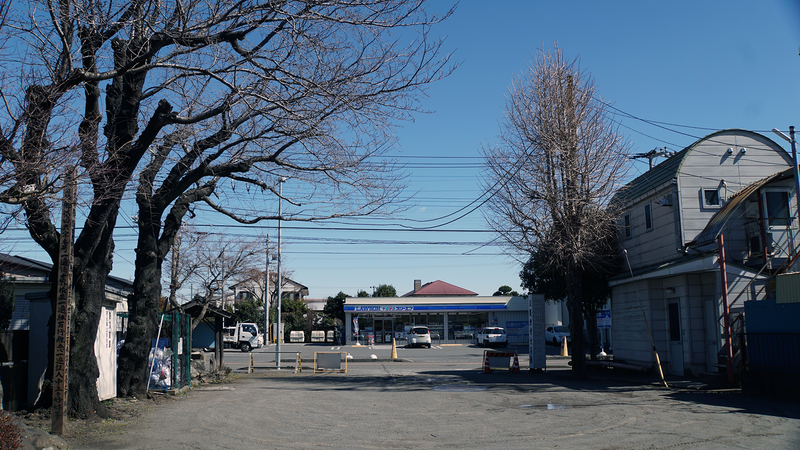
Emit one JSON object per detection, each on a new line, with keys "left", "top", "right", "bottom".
{"left": 511, "top": 354, "right": 520, "bottom": 373}
{"left": 561, "top": 336, "right": 569, "bottom": 357}
{"left": 482, "top": 353, "right": 492, "bottom": 373}
{"left": 390, "top": 338, "right": 398, "bottom": 359}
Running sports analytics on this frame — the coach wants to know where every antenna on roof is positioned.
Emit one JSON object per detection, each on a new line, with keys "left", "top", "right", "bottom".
{"left": 631, "top": 147, "right": 670, "bottom": 170}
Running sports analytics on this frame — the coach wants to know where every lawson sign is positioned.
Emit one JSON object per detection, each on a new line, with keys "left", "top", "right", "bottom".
{"left": 344, "top": 304, "right": 507, "bottom": 312}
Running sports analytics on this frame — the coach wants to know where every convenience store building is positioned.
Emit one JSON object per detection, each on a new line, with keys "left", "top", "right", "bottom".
{"left": 343, "top": 280, "right": 530, "bottom": 344}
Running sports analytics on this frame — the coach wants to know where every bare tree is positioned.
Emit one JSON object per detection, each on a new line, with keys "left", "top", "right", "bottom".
{"left": 481, "top": 45, "right": 629, "bottom": 379}
{"left": 166, "top": 226, "right": 267, "bottom": 329}
{"left": 0, "top": 0, "right": 455, "bottom": 417}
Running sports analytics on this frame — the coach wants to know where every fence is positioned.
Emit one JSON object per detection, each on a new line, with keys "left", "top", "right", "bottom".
{"left": 148, "top": 311, "right": 192, "bottom": 390}
{"left": 745, "top": 332, "right": 800, "bottom": 373}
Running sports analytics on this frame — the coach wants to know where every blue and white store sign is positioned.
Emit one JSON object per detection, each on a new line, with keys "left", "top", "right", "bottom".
{"left": 345, "top": 304, "right": 506, "bottom": 312}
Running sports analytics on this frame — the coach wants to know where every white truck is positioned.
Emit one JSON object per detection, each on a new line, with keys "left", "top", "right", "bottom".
{"left": 223, "top": 323, "right": 263, "bottom": 352}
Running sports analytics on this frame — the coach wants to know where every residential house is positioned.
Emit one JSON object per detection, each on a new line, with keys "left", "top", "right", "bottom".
{"left": 230, "top": 272, "right": 308, "bottom": 307}
{"left": 609, "top": 129, "right": 795, "bottom": 377}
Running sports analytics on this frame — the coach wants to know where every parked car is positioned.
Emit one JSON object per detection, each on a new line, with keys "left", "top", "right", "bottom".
{"left": 545, "top": 325, "right": 571, "bottom": 346}
{"left": 407, "top": 326, "right": 432, "bottom": 348}
{"left": 475, "top": 327, "right": 508, "bottom": 347}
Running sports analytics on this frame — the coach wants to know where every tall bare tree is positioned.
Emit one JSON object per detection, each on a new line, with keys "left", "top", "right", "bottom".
{"left": 0, "top": 0, "right": 454, "bottom": 417}
{"left": 481, "top": 45, "right": 629, "bottom": 379}
{"left": 166, "top": 226, "right": 267, "bottom": 329}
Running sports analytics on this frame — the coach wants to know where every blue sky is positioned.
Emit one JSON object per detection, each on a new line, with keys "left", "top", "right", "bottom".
{"left": 5, "top": 1, "right": 800, "bottom": 300}
{"left": 282, "top": 0, "right": 800, "bottom": 299}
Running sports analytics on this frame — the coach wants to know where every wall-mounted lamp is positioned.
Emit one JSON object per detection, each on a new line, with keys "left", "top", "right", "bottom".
{"left": 665, "top": 287, "right": 676, "bottom": 294}
{"left": 740, "top": 147, "right": 747, "bottom": 154}
{"left": 726, "top": 148, "right": 733, "bottom": 154}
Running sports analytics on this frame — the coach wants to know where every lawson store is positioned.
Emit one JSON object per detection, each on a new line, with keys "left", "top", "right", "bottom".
{"left": 343, "top": 295, "right": 530, "bottom": 345}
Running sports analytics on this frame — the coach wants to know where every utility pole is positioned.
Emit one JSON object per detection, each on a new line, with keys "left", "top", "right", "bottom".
{"left": 52, "top": 166, "right": 77, "bottom": 435}
{"left": 631, "top": 147, "right": 670, "bottom": 170}
{"left": 263, "top": 234, "right": 270, "bottom": 344}
{"left": 276, "top": 177, "right": 286, "bottom": 368}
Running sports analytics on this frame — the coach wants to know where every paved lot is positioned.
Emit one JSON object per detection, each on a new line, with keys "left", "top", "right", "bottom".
{"left": 70, "top": 345, "right": 800, "bottom": 449}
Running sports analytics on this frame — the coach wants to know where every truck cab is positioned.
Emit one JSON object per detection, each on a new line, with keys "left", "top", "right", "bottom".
{"left": 223, "top": 323, "right": 262, "bottom": 352}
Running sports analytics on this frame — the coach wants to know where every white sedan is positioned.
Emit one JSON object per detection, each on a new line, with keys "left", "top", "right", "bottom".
{"left": 475, "top": 327, "right": 508, "bottom": 347}
{"left": 545, "top": 325, "right": 571, "bottom": 346}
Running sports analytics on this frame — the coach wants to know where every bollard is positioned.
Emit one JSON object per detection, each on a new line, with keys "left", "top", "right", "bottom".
{"left": 561, "top": 336, "right": 569, "bottom": 357}
{"left": 249, "top": 352, "right": 254, "bottom": 373}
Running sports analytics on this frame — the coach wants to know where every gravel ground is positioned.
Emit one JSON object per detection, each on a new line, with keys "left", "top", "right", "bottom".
{"left": 59, "top": 368, "right": 800, "bottom": 450}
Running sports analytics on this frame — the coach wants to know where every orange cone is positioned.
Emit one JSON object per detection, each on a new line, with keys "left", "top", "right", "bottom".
{"left": 561, "top": 336, "right": 569, "bottom": 357}
{"left": 512, "top": 354, "right": 520, "bottom": 373}
{"left": 482, "top": 353, "right": 492, "bottom": 373}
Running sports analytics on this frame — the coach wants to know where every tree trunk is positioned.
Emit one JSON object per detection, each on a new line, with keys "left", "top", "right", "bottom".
{"left": 67, "top": 257, "right": 112, "bottom": 418}
{"left": 566, "top": 267, "right": 587, "bottom": 379}
{"left": 117, "top": 228, "right": 163, "bottom": 397}
{"left": 586, "top": 310, "right": 598, "bottom": 360}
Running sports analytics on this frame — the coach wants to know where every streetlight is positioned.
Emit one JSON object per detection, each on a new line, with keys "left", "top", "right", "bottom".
{"left": 276, "top": 177, "right": 286, "bottom": 368}
{"left": 263, "top": 234, "right": 270, "bottom": 347}
{"left": 772, "top": 127, "right": 800, "bottom": 240}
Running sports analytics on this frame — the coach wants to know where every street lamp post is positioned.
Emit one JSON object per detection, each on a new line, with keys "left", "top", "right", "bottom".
{"left": 772, "top": 127, "right": 800, "bottom": 243}
{"left": 263, "top": 234, "right": 270, "bottom": 346}
{"left": 276, "top": 177, "right": 286, "bottom": 368}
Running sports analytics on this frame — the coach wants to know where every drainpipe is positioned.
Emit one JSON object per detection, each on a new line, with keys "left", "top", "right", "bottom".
{"left": 717, "top": 234, "right": 735, "bottom": 384}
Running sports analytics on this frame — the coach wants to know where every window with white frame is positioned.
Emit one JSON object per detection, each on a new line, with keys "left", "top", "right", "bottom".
{"left": 703, "top": 188, "right": 720, "bottom": 207}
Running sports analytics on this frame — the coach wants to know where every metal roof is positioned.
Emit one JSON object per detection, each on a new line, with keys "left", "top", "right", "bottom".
{"left": 689, "top": 168, "right": 794, "bottom": 247}
{"left": 612, "top": 129, "right": 784, "bottom": 206}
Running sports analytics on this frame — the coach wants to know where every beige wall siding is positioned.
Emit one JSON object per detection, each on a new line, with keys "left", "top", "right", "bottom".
{"left": 611, "top": 282, "right": 655, "bottom": 367}
{"left": 619, "top": 184, "right": 679, "bottom": 268}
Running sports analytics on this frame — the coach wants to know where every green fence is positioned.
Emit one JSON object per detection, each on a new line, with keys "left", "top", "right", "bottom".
{"left": 149, "top": 311, "right": 191, "bottom": 390}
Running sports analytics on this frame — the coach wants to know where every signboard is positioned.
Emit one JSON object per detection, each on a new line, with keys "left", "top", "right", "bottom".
{"left": 505, "top": 321, "right": 528, "bottom": 339}
{"left": 528, "top": 294, "right": 546, "bottom": 370}
{"left": 597, "top": 310, "right": 612, "bottom": 328}
{"left": 353, "top": 317, "right": 359, "bottom": 334}
{"left": 344, "top": 304, "right": 507, "bottom": 312}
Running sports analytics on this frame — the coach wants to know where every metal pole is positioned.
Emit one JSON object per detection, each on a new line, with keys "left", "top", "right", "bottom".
{"left": 772, "top": 127, "right": 800, "bottom": 269}
{"left": 276, "top": 177, "right": 286, "bottom": 368}
{"left": 264, "top": 234, "right": 270, "bottom": 345}
{"left": 790, "top": 127, "right": 800, "bottom": 257}
{"left": 717, "top": 234, "right": 735, "bottom": 384}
